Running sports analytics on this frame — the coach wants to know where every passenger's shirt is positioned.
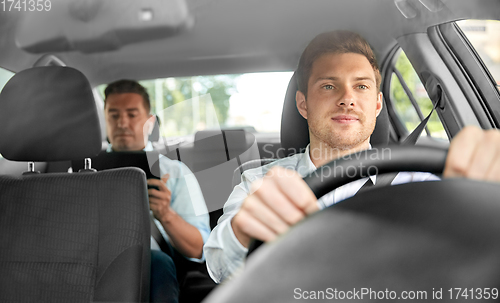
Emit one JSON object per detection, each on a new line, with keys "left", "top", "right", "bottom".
{"left": 107, "top": 142, "right": 211, "bottom": 262}
{"left": 204, "top": 145, "right": 439, "bottom": 282}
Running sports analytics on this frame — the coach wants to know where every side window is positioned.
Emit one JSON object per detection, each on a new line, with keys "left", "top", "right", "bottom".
{"left": 0, "top": 67, "right": 15, "bottom": 159}
{"left": 0, "top": 67, "right": 14, "bottom": 91}
{"left": 456, "top": 20, "right": 500, "bottom": 91}
{"left": 388, "top": 50, "right": 448, "bottom": 141}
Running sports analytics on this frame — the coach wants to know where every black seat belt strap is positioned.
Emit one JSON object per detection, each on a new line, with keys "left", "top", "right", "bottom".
{"left": 402, "top": 98, "right": 439, "bottom": 145}
{"left": 374, "top": 172, "right": 399, "bottom": 188}
{"left": 150, "top": 214, "right": 173, "bottom": 257}
{"left": 377, "top": 95, "right": 440, "bottom": 185}
{"left": 358, "top": 172, "right": 399, "bottom": 194}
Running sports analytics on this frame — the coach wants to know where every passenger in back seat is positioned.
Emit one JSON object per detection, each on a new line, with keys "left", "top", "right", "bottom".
{"left": 104, "top": 79, "right": 210, "bottom": 302}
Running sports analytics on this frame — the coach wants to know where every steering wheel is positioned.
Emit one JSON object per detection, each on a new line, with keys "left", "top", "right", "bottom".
{"left": 207, "top": 145, "right": 500, "bottom": 303}
{"left": 247, "top": 145, "right": 447, "bottom": 255}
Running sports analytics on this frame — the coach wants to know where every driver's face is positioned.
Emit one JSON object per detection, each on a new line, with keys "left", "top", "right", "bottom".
{"left": 296, "top": 52, "right": 383, "bottom": 151}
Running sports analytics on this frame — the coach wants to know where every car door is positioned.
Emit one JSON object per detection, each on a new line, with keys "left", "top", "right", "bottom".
{"left": 390, "top": 18, "right": 500, "bottom": 140}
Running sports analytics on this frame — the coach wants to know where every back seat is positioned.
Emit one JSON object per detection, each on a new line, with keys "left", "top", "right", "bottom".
{"left": 156, "top": 128, "right": 260, "bottom": 229}
{"left": 41, "top": 126, "right": 261, "bottom": 229}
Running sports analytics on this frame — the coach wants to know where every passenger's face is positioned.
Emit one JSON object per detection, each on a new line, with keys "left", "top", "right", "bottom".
{"left": 105, "top": 93, "right": 153, "bottom": 151}
{"left": 296, "top": 52, "right": 382, "bottom": 151}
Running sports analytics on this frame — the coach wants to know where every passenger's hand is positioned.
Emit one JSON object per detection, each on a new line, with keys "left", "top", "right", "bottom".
{"left": 444, "top": 125, "right": 500, "bottom": 182}
{"left": 148, "top": 174, "right": 173, "bottom": 222}
{"left": 231, "top": 166, "right": 319, "bottom": 248}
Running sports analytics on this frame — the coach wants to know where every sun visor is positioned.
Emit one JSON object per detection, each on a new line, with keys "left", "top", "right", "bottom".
{"left": 15, "top": 0, "right": 193, "bottom": 54}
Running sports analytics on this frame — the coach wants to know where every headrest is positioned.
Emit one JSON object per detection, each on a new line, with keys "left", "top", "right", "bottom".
{"left": 0, "top": 66, "right": 101, "bottom": 161}
{"left": 280, "top": 73, "right": 390, "bottom": 157}
{"left": 149, "top": 115, "right": 160, "bottom": 142}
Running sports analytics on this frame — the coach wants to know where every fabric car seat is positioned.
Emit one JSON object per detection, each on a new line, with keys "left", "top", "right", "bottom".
{"left": 0, "top": 66, "right": 151, "bottom": 302}
{"left": 190, "top": 129, "right": 259, "bottom": 228}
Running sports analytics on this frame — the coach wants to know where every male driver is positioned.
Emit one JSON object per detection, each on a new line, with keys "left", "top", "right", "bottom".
{"left": 104, "top": 80, "right": 210, "bottom": 302}
{"left": 204, "top": 30, "right": 500, "bottom": 283}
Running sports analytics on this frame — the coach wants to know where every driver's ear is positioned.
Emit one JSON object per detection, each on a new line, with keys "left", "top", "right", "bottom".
{"left": 296, "top": 90, "right": 308, "bottom": 120}
{"left": 375, "top": 92, "right": 383, "bottom": 117}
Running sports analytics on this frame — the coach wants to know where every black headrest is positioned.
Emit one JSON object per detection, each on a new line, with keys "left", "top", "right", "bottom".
{"left": 149, "top": 115, "right": 160, "bottom": 142}
{"left": 0, "top": 66, "right": 101, "bottom": 161}
{"left": 280, "top": 73, "right": 390, "bottom": 157}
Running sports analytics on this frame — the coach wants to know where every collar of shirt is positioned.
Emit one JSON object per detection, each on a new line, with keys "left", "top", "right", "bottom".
{"left": 106, "top": 141, "right": 154, "bottom": 152}
{"left": 298, "top": 144, "right": 376, "bottom": 210}
{"left": 299, "top": 144, "right": 376, "bottom": 184}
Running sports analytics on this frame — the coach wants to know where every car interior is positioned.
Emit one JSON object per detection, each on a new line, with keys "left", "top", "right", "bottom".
{"left": 1, "top": 0, "right": 500, "bottom": 302}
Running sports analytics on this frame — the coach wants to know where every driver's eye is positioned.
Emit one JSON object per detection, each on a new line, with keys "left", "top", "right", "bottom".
{"left": 323, "top": 84, "right": 334, "bottom": 90}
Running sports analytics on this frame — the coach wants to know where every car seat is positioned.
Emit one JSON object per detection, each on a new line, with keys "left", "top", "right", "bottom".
{"left": 0, "top": 66, "right": 151, "bottom": 302}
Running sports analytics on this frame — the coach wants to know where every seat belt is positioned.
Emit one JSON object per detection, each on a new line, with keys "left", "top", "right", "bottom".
{"left": 372, "top": 97, "right": 440, "bottom": 186}
{"left": 150, "top": 214, "right": 173, "bottom": 257}
{"left": 402, "top": 97, "right": 439, "bottom": 146}
{"left": 357, "top": 99, "right": 440, "bottom": 190}
{"left": 358, "top": 172, "right": 399, "bottom": 194}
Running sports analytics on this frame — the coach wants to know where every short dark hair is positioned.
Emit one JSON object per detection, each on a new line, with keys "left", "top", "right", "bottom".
{"left": 296, "top": 30, "right": 381, "bottom": 97}
{"left": 104, "top": 79, "right": 151, "bottom": 113}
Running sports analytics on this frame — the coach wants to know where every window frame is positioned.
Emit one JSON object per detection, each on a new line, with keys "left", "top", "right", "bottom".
{"left": 386, "top": 48, "right": 433, "bottom": 138}
{"left": 381, "top": 45, "right": 408, "bottom": 142}
{"left": 436, "top": 21, "right": 500, "bottom": 129}
{"left": 382, "top": 46, "right": 449, "bottom": 142}
{"left": 394, "top": 31, "right": 481, "bottom": 140}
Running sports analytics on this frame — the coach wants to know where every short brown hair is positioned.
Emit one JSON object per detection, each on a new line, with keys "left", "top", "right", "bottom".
{"left": 296, "top": 30, "right": 381, "bottom": 97}
{"left": 104, "top": 79, "right": 151, "bottom": 113}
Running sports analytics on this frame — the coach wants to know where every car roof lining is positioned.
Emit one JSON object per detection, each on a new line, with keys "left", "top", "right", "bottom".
{"left": 0, "top": 0, "right": 499, "bottom": 86}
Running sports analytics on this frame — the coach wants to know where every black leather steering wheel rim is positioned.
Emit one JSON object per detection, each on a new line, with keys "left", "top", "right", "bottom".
{"left": 247, "top": 145, "right": 448, "bottom": 256}
{"left": 304, "top": 145, "right": 447, "bottom": 199}
{"left": 206, "top": 146, "right": 500, "bottom": 303}
{"left": 210, "top": 178, "right": 500, "bottom": 303}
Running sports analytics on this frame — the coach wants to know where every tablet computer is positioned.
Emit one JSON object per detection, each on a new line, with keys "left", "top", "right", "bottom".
{"left": 71, "top": 150, "right": 160, "bottom": 180}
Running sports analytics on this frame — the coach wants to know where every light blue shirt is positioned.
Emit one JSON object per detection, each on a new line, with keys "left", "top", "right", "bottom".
{"left": 204, "top": 144, "right": 439, "bottom": 282}
{"left": 108, "top": 142, "right": 211, "bottom": 262}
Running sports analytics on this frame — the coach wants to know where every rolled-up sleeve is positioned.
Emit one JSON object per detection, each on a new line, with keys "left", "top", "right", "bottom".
{"left": 161, "top": 157, "right": 211, "bottom": 262}
{"left": 203, "top": 179, "right": 253, "bottom": 283}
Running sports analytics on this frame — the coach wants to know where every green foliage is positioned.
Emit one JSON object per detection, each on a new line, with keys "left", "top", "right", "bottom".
{"left": 390, "top": 51, "right": 447, "bottom": 139}
{"left": 141, "top": 75, "right": 239, "bottom": 137}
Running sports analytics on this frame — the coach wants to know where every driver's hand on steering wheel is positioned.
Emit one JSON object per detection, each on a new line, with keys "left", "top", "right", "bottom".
{"left": 444, "top": 125, "right": 500, "bottom": 182}
{"left": 231, "top": 166, "right": 319, "bottom": 247}
{"left": 231, "top": 126, "right": 500, "bottom": 248}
